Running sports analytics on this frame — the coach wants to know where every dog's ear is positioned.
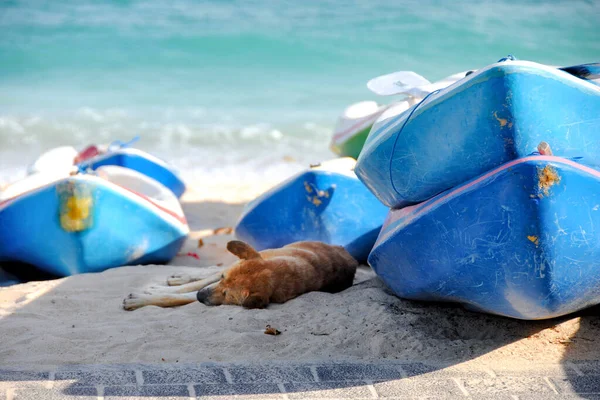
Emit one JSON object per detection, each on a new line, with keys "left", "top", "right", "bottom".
{"left": 242, "top": 293, "right": 269, "bottom": 309}
{"left": 227, "top": 240, "right": 262, "bottom": 260}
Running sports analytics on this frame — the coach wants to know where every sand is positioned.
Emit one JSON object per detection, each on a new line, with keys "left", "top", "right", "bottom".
{"left": 1, "top": 182, "right": 599, "bottom": 371}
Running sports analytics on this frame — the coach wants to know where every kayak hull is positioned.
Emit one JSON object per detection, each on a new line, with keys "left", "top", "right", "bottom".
{"left": 356, "top": 60, "right": 600, "bottom": 208}
{"left": 235, "top": 160, "right": 389, "bottom": 262}
{"left": 80, "top": 148, "right": 186, "bottom": 198}
{"left": 0, "top": 175, "right": 188, "bottom": 277}
{"left": 369, "top": 156, "right": 600, "bottom": 320}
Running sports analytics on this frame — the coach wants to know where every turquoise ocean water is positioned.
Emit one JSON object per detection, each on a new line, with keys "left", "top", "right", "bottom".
{"left": 1, "top": 0, "right": 599, "bottom": 185}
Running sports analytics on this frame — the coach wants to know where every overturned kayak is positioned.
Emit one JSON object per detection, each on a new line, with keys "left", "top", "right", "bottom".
{"left": 29, "top": 141, "right": 186, "bottom": 198}
{"left": 0, "top": 166, "right": 188, "bottom": 277}
{"left": 369, "top": 156, "right": 600, "bottom": 320}
{"left": 235, "top": 158, "right": 389, "bottom": 262}
{"left": 355, "top": 59, "right": 600, "bottom": 208}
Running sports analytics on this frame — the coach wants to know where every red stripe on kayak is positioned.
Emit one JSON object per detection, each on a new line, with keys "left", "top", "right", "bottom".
{"left": 118, "top": 186, "right": 187, "bottom": 225}
{"left": 0, "top": 180, "right": 61, "bottom": 210}
{"left": 0, "top": 177, "right": 187, "bottom": 226}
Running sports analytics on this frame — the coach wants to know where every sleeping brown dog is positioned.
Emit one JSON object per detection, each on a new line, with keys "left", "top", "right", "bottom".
{"left": 123, "top": 240, "right": 358, "bottom": 310}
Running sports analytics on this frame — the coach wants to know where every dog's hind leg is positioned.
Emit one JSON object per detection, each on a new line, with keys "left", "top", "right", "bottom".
{"left": 147, "top": 271, "right": 222, "bottom": 294}
{"left": 123, "top": 292, "right": 198, "bottom": 311}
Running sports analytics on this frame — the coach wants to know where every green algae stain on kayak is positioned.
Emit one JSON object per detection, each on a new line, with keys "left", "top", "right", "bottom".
{"left": 330, "top": 101, "right": 389, "bottom": 159}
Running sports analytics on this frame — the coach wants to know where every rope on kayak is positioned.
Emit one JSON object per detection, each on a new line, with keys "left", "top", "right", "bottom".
{"left": 388, "top": 89, "right": 441, "bottom": 197}
{"left": 386, "top": 54, "right": 515, "bottom": 198}
{"left": 498, "top": 55, "right": 517, "bottom": 62}
{"left": 108, "top": 135, "right": 140, "bottom": 151}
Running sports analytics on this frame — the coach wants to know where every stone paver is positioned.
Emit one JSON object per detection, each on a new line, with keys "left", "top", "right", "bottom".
{"left": 227, "top": 365, "right": 314, "bottom": 383}
{"left": 316, "top": 364, "right": 403, "bottom": 381}
{"left": 372, "top": 377, "right": 463, "bottom": 398}
{"left": 552, "top": 375, "right": 600, "bottom": 395}
{"left": 12, "top": 386, "right": 97, "bottom": 399}
{"left": 461, "top": 376, "right": 557, "bottom": 396}
{"left": 0, "top": 362, "right": 598, "bottom": 399}
{"left": 571, "top": 360, "right": 600, "bottom": 375}
{"left": 195, "top": 382, "right": 283, "bottom": 399}
{"left": 142, "top": 366, "right": 227, "bottom": 385}
{"left": 54, "top": 369, "right": 136, "bottom": 387}
{"left": 491, "top": 364, "right": 574, "bottom": 377}
{"left": 284, "top": 382, "right": 373, "bottom": 399}
{"left": 0, "top": 370, "right": 49, "bottom": 383}
{"left": 104, "top": 384, "right": 189, "bottom": 399}
{"left": 0, "top": 370, "right": 49, "bottom": 391}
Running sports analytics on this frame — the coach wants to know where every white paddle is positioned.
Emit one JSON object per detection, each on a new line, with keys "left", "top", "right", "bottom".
{"left": 367, "top": 70, "right": 472, "bottom": 97}
{"left": 367, "top": 71, "right": 432, "bottom": 96}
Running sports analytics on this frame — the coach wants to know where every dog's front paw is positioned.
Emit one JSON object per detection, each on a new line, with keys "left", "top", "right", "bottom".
{"left": 143, "top": 285, "right": 175, "bottom": 294}
{"left": 167, "top": 274, "right": 192, "bottom": 286}
{"left": 123, "top": 293, "right": 150, "bottom": 311}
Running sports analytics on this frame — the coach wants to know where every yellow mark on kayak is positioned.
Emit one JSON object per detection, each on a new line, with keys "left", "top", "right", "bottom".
{"left": 304, "top": 181, "right": 313, "bottom": 193}
{"left": 537, "top": 165, "right": 561, "bottom": 197}
{"left": 304, "top": 181, "right": 334, "bottom": 207}
{"left": 493, "top": 111, "right": 513, "bottom": 129}
{"left": 60, "top": 196, "right": 92, "bottom": 232}
{"left": 527, "top": 235, "right": 539, "bottom": 246}
{"left": 58, "top": 181, "right": 94, "bottom": 232}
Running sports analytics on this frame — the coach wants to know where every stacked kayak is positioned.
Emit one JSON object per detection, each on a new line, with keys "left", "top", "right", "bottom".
{"left": 359, "top": 56, "right": 600, "bottom": 319}
{"left": 234, "top": 158, "right": 389, "bottom": 262}
{"left": 330, "top": 70, "right": 472, "bottom": 159}
{"left": 0, "top": 166, "right": 188, "bottom": 277}
{"left": 355, "top": 59, "right": 600, "bottom": 208}
{"left": 28, "top": 140, "right": 186, "bottom": 198}
{"left": 369, "top": 156, "right": 600, "bottom": 320}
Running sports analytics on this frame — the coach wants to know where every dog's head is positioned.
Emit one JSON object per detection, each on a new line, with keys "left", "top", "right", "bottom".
{"left": 197, "top": 240, "right": 273, "bottom": 309}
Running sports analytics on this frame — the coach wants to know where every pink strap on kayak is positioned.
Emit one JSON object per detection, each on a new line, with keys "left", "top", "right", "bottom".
{"left": 74, "top": 145, "right": 100, "bottom": 164}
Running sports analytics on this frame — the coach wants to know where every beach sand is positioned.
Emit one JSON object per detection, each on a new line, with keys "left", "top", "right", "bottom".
{"left": 1, "top": 182, "right": 599, "bottom": 372}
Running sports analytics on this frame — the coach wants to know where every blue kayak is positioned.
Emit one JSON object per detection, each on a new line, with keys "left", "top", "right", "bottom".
{"left": 28, "top": 143, "right": 187, "bottom": 198}
{"left": 356, "top": 59, "right": 600, "bottom": 208}
{"left": 369, "top": 155, "right": 600, "bottom": 320}
{"left": 0, "top": 166, "right": 188, "bottom": 277}
{"left": 235, "top": 158, "right": 389, "bottom": 262}
{"left": 78, "top": 147, "right": 187, "bottom": 198}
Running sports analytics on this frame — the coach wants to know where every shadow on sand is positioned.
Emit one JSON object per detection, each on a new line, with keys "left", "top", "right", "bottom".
{"left": 0, "top": 200, "right": 598, "bottom": 398}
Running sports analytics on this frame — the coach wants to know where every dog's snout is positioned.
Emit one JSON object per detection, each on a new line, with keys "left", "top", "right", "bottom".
{"left": 196, "top": 288, "right": 212, "bottom": 305}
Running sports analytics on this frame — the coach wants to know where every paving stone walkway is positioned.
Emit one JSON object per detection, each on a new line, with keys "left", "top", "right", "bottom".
{"left": 1, "top": 361, "right": 599, "bottom": 399}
